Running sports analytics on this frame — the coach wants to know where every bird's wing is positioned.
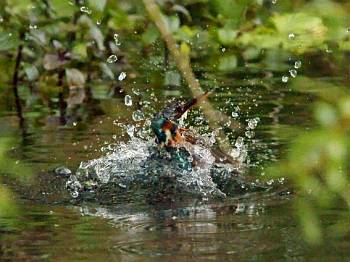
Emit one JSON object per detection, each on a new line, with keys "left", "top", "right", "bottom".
{"left": 174, "top": 91, "right": 210, "bottom": 120}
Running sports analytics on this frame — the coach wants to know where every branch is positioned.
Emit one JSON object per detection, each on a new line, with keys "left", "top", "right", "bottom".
{"left": 142, "top": 0, "right": 240, "bottom": 162}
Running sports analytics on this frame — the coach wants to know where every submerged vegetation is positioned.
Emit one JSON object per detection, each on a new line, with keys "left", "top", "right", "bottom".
{"left": 1, "top": 0, "right": 350, "bottom": 254}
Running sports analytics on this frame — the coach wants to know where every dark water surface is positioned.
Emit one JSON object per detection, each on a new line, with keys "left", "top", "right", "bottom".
{"left": 1, "top": 64, "right": 350, "bottom": 260}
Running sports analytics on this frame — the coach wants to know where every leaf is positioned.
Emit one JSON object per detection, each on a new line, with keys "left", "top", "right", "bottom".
{"left": 238, "top": 12, "right": 328, "bottom": 53}
{"left": 218, "top": 28, "right": 237, "bottom": 45}
{"left": 88, "top": 0, "right": 107, "bottom": 11}
{"left": 50, "top": 0, "right": 75, "bottom": 17}
{"left": 5, "top": 0, "right": 31, "bottom": 16}
{"left": 180, "top": 42, "right": 191, "bottom": 55}
{"left": 28, "top": 30, "right": 47, "bottom": 47}
{"left": 66, "top": 68, "right": 85, "bottom": 87}
{"left": 164, "top": 71, "right": 181, "bottom": 87}
{"left": 164, "top": 15, "right": 180, "bottom": 33}
{"left": 242, "top": 48, "right": 261, "bottom": 61}
{"left": 218, "top": 54, "right": 238, "bottom": 71}
{"left": 0, "top": 32, "right": 20, "bottom": 51}
{"left": 172, "top": 5, "right": 192, "bottom": 21}
{"left": 175, "top": 26, "right": 197, "bottom": 42}
{"left": 43, "top": 54, "right": 67, "bottom": 71}
{"left": 78, "top": 15, "right": 105, "bottom": 51}
{"left": 272, "top": 13, "right": 327, "bottom": 42}
{"left": 141, "top": 24, "right": 160, "bottom": 45}
{"left": 66, "top": 69, "right": 86, "bottom": 108}
{"left": 67, "top": 86, "right": 86, "bottom": 108}
{"left": 313, "top": 102, "right": 338, "bottom": 127}
{"left": 100, "top": 63, "right": 114, "bottom": 80}
{"left": 24, "top": 65, "right": 39, "bottom": 81}
{"left": 72, "top": 43, "right": 88, "bottom": 59}
{"left": 209, "top": 0, "right": 251, "bottom": 29}
{"left": 90, "top": 25, "right": 105, "bottom": 51}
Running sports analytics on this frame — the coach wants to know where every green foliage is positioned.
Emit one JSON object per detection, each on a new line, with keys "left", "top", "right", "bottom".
{"left": 1, "top": 0, "right": 350, "bottom": 245}
{"left": 0, "top": 32, "right": 20, "bottom": 51}
{"left": 218, "top": 54, "right": 238, "bottom": 71}
{"left": 268, "top": 78, "right": 350, "bottom": 244}
{"left": 0, "top": 138, "right": 31, "bottom": 219}
{"left": 239, "top": 13, "right": 328, "bottom": 53}
{"left": 0, "top": 186, "right": 18, "bottom": 217}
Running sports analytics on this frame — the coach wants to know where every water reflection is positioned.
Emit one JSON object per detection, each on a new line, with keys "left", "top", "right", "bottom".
{"left": 0, "top": 66, "right": 328, "bottom": 260}
{"left": 77, "top": 192, "right": 285, "bottom": 258}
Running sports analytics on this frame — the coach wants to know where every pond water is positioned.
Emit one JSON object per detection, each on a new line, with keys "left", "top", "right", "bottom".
{"left": 1, "top": 60, "right": 350, "bottom": 260}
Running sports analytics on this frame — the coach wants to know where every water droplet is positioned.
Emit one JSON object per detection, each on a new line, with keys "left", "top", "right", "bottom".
{"left": 118, "top": 72, "right": 126, "bottom": 81}
{"left": 80, "top": 6, "right": 92, "bottom": 15}
{"left": 288, "top": 33, "right": 295, "bottom": 40}
{"left": 96, "top": 20, "right": 101, "bottom": 25}
{"left": 107, "top": 54, "right": 118, "bottom": 64}
{"left": 118, "top": 183, "right": 127, "bottom": 189}
{"left": 71, "top": 191, "right": 79, "bottom": 198}
{"left": 247, "top": 117, "right": 260, "bottom": 130}
{"left": 29, "top": 24, "right": 38, "bottom": 30}
{"left": 126, "top": 124, "right": 135, "bottom": 138}
{"left": 235, "top": 136, "right": 244, "bottom": 149}
{"left": 114, "top": 33, "right": 121, "bottom": 46}
{"left": 245, "top": 130, "right": 255, "bottom": 138}
{"left": 294, "top": 60, "right": 302, "bottom": 69}
{"left": 230, "top": 148, "right": 240, "bottom": 158}
{"left": 132, "top": 110, "right": 145, "bottom": 121}
{"left": 289, "top": 69, "right": 297, "bottom": 78}
{"left": 73, "top": 122, "right": 77, "bottom": 127}
{"left": 221, "top": 47, "right": 226, "bottom": 53}
{"left": 325, "top": 48, "right": 332, "bottom": 54}
{"left": 282, "top": 75, "right": 289, "bottom": 83}
{"left": 124, "top": 95, "right": 132, "bottom": 106}
{"left": 266, "top": 179, "right": 274, "bottom": 186}
{"left": 231, "top": 112, "right": 239, "bottom": 118}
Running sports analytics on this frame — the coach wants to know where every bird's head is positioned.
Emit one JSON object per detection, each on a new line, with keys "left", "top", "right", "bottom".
{"left": 151, "top": 92, "right": 209, "bottom": 148}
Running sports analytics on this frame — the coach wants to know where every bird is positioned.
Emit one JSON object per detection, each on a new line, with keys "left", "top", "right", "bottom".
{"left": 151, "top": 92, "right": 209, "bottom": 148}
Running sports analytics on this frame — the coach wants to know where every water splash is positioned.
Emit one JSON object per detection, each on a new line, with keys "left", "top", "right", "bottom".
{"left": 65, "top": 131, "right": 260, "bottom": 202}
{"left": 282, "top": 75, "right": 289, "bottom": 83}
{"left": 289, "top": 69, "right": 297, "bottom": 78}
{"left": 80, "top": 6, "right": 92, "bottom": 15}
{"left": 107, "top": 55, "right": 118, "bottom": 64}
{"left": 294, "top": 61, "right": 302, "bottom": 69}
{"left": 118, "top": 72, "right": 126, "bottom": 81}
{"left": 114, "top": 33, "right": 121, "bottom": 46}
{"left": 132, "top": 110, "right": 145, "bottom": 121}
{"left": 247, "top": 117, "right": 260, "bottom": 130}
{"left": 124, "top": 95, "right": 132, "bottom": 106}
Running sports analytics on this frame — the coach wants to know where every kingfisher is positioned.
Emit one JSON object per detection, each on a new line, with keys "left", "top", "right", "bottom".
{"left": 151, "top": 92, "right": 209, "bottom": 148}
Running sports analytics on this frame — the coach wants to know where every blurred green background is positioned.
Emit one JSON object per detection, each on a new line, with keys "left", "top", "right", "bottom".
{"left": 1, "top": 0, "right": 350, "bottom": 259}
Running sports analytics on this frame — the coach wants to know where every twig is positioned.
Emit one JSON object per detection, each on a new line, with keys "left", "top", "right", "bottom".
{"left": 142, "top": 0, "right": 239, "bottom": 160}
{"left": 164, "top": 41, "right": 169, "bottom": 70}
{"left": 58, "top": 69, "right": 67, "bottom": 125}
{"left": 12, "top": 32, "right": 26, "bottom": 132}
